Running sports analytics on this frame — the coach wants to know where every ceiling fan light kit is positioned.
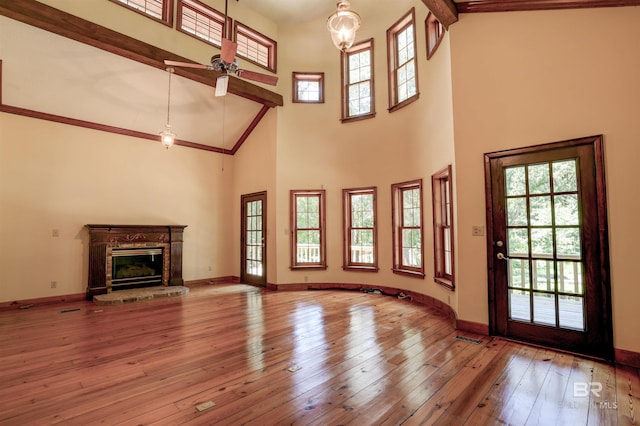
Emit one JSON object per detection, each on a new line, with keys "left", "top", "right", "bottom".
{"left": 327, "top": 0, "right": 361, "bottom": 52}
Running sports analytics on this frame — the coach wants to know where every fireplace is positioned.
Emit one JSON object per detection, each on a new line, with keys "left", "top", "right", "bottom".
{"left": 86, "top": 225, "right": 187, "bottom": 299}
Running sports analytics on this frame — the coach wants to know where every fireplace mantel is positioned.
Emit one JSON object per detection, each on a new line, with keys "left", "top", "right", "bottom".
{"left": 86, "top": 224, "right": 187, "bottom": 299}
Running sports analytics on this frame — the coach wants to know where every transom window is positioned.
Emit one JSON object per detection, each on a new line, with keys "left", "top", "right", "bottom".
{"left": 178, "top": 0, "right": 228, "bottom": 48}
{"left": 392, "top": 179, "right": 425, "bottom": 277}
{"left": 432, "top": 166, "right": 455, "bottom": 289}
{"left": 290, "top": 190, "right": 326, "bottom": 270}
{"left": 292, "top": 72, "right": 324, "bottom": 103}
{"left": 341, "top": 39, "right": 375, "bottom": 122}
{"left": 234, "top": 22, "right": 277, "bottom": 73}
{"left": 110, "top": 0, "right": 173, "bottom": 26}
{"left": 343, "top": 187, "right": 378, "bottom": 271}
{"left": 387, "top": 8, "right": 419, "bottom": 112}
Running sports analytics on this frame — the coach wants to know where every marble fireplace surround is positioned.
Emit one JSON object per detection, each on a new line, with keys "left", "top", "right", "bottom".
{"left": 86, "top": 225, "right": 187, "bottom": 299}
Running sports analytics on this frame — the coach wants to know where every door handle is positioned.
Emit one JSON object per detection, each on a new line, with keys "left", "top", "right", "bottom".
{"left": 497, "top": 253, "right": 509, "bottom": 260}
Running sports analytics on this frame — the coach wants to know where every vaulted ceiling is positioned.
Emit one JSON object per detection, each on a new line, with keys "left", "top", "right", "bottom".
{"left": 1, "top": 0, "right": 638, "bottom": 153}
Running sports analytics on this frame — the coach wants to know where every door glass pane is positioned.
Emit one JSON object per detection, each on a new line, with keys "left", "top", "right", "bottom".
{"left": 509, "top": 289, "right": 530, "bottom": 321}
{"left": 531, "top": 228, "right": 553, "bottom": 257}
{"left": 556, "top": 227, "right": 581, "bottom": 258}
{"left": 533, "top": 292, "right": 555, "bottom": 325}
{"left": 528, "top": 164, "right": 551, "bottom": 194}
{"left": 554, "top": 194, "right": 579, "bottom": 225}
{"left": 559, "top": 295, "right": 584, "bottom": 330}
{"left": 508, "top": 259, "right": 530, "bottom": 289}
{"left": 558, "top": 261, "right": 583, "bottom": 294}
{"left": 507, "top": 197, "right": 528, "bottom": 226}
{"left": 506, "top": 166, "right": 526, "bottom": 196}
{"left": 552, "top": 160, "right": 577, "bottom": 192}
{"left": 533, "top": 260, "right": 555, "bottom": 291}
{"left": 529, "top": 196, "right": 552, "bottom": 226}
{"left": 508, "top": 228, "right": 529, "bottom": 256}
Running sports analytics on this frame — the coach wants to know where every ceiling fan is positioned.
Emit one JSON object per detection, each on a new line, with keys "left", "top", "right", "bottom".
{"left": 164, "top": 0, "right": 278, "bottom": 96}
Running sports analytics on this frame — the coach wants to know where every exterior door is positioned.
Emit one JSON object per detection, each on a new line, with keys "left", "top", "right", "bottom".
{"left": 485, "top": 135, "right": 612, "bottom": 360}
{"left": 241, "top": 191, "right": 267, "bottom": 286}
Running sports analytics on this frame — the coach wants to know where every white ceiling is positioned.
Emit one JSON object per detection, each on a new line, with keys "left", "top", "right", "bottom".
{"left": 239, "top": 0, "right": 338, "bottom": 25}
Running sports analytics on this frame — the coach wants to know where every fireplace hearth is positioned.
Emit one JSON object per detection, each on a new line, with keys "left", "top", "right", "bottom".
{"left": 86, "top": 225, "right": 187, "bottom": 299}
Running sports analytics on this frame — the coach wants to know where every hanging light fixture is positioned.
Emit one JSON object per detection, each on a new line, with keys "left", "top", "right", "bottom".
{"left": 327, "top": 1, "right": 361, "bottom": 52}
{"left": 159, "top": 67, "right": 177, "bottom": 149}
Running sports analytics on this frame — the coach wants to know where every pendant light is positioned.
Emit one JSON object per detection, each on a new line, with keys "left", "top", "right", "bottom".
{"left": 327, "top": 1, "right": 361, "bottom": 52}
{"left": 159, "top": 67, "right": 177, "bottom": 149}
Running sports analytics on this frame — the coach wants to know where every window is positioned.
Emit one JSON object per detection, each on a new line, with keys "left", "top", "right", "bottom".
{"left": 110, "top": 0, "right": 174, "bottom": 26}
{"left": 343, "top": 187, "right": 378, "bottom": 271}
{"left": 387, "top": 8, "right": 419, "bottom": 112}
{"left": 234, "top": 22, "right": 277, "bottom": 73}
{"left": 290, "top": 190, "right": 326, "bottom": 269}
{"left": 432, "top": 166, "right": 455, "bottom": 289}
{"left": 292, "top": 72, "right": 324, "bottom": 103}
{"left": 341, "top": 39, "right": 375, "bottom": 122}
{"left": 392, "top": 179, "right": 424, "bottom": 277}
{"left": 178, "top": 0, "right": 229, "bottom": 48}
{"left": 426, "top": 12, "right": 445, "bottom": 60}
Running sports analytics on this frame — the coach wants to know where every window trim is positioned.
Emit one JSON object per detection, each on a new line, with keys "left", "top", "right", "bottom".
{"left": 386, "top": 8, "right": 419, "bottom": 113}
{"left": 177, "top": 0, "right": 230, "bottom": 48}
{"left": 426, "top": 12, "right": 445, "bottom": 60}
{"left": 110, "top": 0, "right": 174, "bottom": 27}
{"left": 432, "top": 165, "right": 455, "bottom": 290}
{"left": 343, "top": 187, "right": 379, "bottom": 272}
{"left": 341, "top": 38, "right": 376, "bottom": 123}
{"left": 234, "top": 21, "right": 277, "bottom": 73}
{"left": 391, "top": 179, "right": 425, "bottom": 278}
{"left": 292, "top": 72, "right": 325, "bottom": 104}
{"left": 290, "top": 190, "right": 327, "bottom": 270}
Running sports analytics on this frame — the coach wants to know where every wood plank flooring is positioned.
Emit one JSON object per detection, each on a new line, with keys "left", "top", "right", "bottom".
{"left": 0, "top": 284, "right": 637, "bottom": 425}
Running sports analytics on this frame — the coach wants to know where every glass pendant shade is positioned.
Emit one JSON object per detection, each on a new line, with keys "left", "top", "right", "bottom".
{"left": 159, "top": 67, "right": 176, "bottom": 149}
{"left": 159, "top": 123, "right": 176, "bottom": 149}
{"left": 327, "top": 1, "right": 361, "bottom": 52}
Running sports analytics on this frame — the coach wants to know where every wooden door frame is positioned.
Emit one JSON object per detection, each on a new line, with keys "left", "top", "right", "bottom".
{"left": 240, "top": 191, "right": 267, "bottom": 286}
{"left": 484, "top": 135, "right": 613, "bottom": 360}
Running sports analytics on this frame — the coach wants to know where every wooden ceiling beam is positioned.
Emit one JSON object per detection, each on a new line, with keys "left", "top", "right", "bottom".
{"left": 0, "top": 0, "right": 283, "bottom": 107}
{"left": 422, "top": 0, "right": 459, "bottom": 28}
{"left": 457, "top": 0, "right": 640, "bottom": 14}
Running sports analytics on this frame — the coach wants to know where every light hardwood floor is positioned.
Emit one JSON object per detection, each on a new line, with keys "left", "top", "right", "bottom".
{"left": 0, "top": 284, "right": 637, "bottom": 425}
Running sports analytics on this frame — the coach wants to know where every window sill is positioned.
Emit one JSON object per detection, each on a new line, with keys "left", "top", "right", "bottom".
{"left": 388, "top": 93, "right": 419, "bottom": 113}
{"left": 343, "top": 265, "right": 379, "bottom": 272}
{"left": 434, "top": 277, "right": 455, "bottom": 291}
{"left": 341, "top": 112, "right": 376, "bottom": 124}
{"left": 290, "top": 265, "right": 327, "bottom": 271}
{"left": 392, "top": 268, "right": 425, "bottom": 279}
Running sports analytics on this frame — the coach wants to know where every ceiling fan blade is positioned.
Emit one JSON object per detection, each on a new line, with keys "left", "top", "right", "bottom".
{"left": 220, "top": 38, "right": 238, "bottom": 64}
{"left": 164, "top": 60, "right": 209, "bottom": 70}
{"left": 236, "top": 69, "right": 278, "bottom": 86}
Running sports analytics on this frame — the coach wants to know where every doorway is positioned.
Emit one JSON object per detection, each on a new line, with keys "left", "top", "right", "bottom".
{"left": 485, "top": 135, "right": 612, "bottom": 360}
{"left": 241, "top": 191, "right": 267, "bottom": 286}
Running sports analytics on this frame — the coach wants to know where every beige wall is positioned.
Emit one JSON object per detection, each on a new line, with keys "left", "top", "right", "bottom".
{"left": 272, "top": 0, "right": 457, "bottom": 309}
{"left": 0, "top": 113, "right": 234, "bottom": 301}
{"left": 231, "top": 108, "right": 279, "bottom": 284}
{"left": 450, "top": 7, "right": 640, "bottom": 353}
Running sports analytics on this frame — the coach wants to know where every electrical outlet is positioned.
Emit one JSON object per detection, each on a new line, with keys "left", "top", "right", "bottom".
{"left": 50, "top": 281, "right": 57, "bottom": 289}
{"left": 52, "top": 229, "right": 60, "bottom": 237}
{"left": 471, "top": 226, "right": 484, "bottom": 236}
{"left": 304, "top": 276, "right": 308, "bottom": 282}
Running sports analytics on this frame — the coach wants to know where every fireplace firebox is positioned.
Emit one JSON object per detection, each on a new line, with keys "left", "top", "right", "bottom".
{"left": 86, "top": 225, "right": 187, "bottom": 299}
{"left": 111, "top": 247, "right": 164, "bottom": 290}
